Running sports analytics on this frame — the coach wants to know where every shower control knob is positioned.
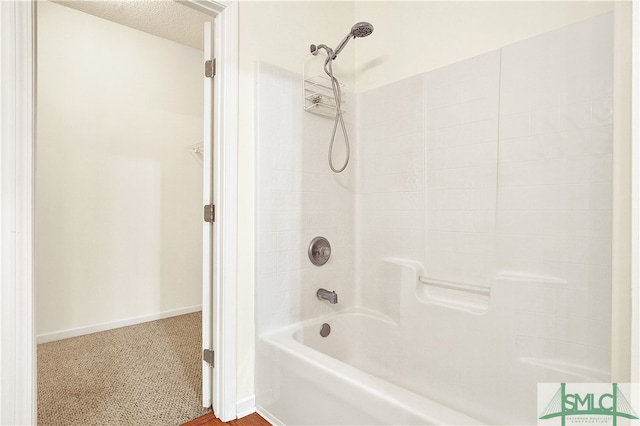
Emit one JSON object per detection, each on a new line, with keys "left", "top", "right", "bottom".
{"left": 308, "top": 236, "right": 331, "bottom": 266}
{"left": 315, "top": 247, "right": 330, "bottom": 257}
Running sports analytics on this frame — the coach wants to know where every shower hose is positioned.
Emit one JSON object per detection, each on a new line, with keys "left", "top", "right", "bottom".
{"left": 323, "top": 53, "right": 350, "bottom": 173}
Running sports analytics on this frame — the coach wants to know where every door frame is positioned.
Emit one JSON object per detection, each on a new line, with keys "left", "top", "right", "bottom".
{"left": 0, "top": 0, "right": 238, "bottom": 423}
{"left": 184, "top": 0, "right": 238, "bottom": 420}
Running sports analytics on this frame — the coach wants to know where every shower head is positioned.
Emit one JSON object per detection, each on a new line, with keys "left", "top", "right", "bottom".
{"left": 330, "top": 21, "right": 374, "bottom": 59}
{"left": 351, "top": 22, "right": 374, "bottom": 38}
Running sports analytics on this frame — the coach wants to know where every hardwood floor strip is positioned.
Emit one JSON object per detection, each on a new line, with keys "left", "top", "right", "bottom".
{"left": 230, "top": 413, "right": 272, "bottom": 426}
{"left": 181, "top": 412, "right": 218, "bottom": 426}
{"left": 182, "top": 412, "right": 271, "bottom": 426}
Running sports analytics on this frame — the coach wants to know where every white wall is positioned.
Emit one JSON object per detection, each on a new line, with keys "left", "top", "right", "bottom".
{"left": 354, "top": 1, "right": 614, "bottom": 92}
{"left": 36, "top": 1, "right": 203, "bottom": 337}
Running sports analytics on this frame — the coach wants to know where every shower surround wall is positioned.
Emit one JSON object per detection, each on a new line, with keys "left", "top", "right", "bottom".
{"left": 255, "top": 63, "right": 356, "bottom": 335}
{"left": 256, "top": 12, "right": 613, "bottom": 425}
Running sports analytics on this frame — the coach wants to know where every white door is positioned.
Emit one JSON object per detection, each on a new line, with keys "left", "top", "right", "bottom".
{"left": 202, "top": 20, "right": 217, "bottom": 412}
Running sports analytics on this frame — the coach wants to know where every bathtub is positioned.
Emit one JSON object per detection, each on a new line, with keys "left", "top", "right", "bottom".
{"left": 256, "top": 259, "right": 610, "bottom": 425}
{"left": 256, "top": 309, "right": 483, "bottom": 426}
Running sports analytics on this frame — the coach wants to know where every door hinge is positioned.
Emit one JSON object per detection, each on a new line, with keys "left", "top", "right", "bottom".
{"left": 205, "top": 59, "right": 216, "bottom": 78}
{"left": 203, "top": 349, "right": 215, "bottom": 367}
{"left": 204, "top": 204, "right": 215, "bottom": 223}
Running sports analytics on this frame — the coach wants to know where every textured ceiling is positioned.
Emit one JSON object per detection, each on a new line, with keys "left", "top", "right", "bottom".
{"left": 53, "top": 0, "right": 211, "bottom": 50}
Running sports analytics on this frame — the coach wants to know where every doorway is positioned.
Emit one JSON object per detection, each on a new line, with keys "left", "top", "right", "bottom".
{"left": 2, "top": 1, "right": 238, "bottom": 424}
{"left": 35, "top": 0, "right": 207, "bottom": 344}
{"left": 0, "top": 0, "right": 239, "bottom": 424}
{"left": 35, "top": 1, "right": 211, "bottom": 423}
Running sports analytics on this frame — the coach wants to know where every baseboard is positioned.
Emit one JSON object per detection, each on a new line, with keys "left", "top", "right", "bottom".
{"left": 256, "top": 405, "right": 282, "bottom": 426}
{"left": 236, "top": 395, "right": 256, "bottom": 418}
{"left": 36, "top": 305, "right": 202, "bottom": 344}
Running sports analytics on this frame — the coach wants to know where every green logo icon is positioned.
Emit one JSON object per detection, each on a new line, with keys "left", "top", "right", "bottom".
{"left": 539, "top": 383, "right": 639, "bottom": 426}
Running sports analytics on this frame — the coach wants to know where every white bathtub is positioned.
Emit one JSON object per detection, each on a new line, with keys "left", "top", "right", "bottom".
{"left": 256, "top": 259, "right": 610, "bottom": 425}
{"left": 256, "top": 309, "right": 483, "bottom": 426}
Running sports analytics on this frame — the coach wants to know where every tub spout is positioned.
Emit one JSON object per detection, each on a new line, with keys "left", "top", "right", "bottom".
{"left": 317, "top": 288, "right": 338, "bottom": 304}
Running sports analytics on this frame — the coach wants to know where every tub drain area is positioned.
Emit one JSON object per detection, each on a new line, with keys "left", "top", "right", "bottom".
{"left": 320, "top": 323, "right": 331, "bottom": 337}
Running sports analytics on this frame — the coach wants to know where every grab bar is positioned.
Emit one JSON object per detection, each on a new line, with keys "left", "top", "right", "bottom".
{"left": 418, "top": 276, "right": 490, "bottom": 296}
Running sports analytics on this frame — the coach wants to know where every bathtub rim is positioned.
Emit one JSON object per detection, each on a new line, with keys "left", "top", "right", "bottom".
{"left": 258, "top": 307, "right": 485, "bottom": 425}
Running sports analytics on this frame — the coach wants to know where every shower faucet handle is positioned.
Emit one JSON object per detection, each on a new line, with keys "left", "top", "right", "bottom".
{"left": 318, "top": 247, "right": 330, "bottom": 257}
{"left": 308, "top": 237, "right": 331, "bottom": 266}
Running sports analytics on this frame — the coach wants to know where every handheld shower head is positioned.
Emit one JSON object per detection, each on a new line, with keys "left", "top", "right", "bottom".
{"left": 351, "top": 22, "right": 374, "bottom": 38}
{"left": 331, "top": 21, "right": 374, "bottom": 59}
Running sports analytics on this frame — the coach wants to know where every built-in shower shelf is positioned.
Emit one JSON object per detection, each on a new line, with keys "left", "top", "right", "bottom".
{"left": 303, "top": 74, "right": 348, "bottom": 118}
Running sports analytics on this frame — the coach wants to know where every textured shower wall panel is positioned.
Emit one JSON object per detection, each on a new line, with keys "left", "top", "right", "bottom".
{"left": 349, "top": 13, "right": 613, "bottom": 424}
{"left": 497, "top": 13, "right": 613, "bottom": 371}
{"left": 356, "top": 75, "right": 425, "bottom": 314}
{"left": 256, "top": 62, "right": 355, "bottom": 335}
{"left": 355, "top": 12, "right": 613, "bottom": 379}
{"left": 423, "top": 50, "right": 501, "bottom": 286}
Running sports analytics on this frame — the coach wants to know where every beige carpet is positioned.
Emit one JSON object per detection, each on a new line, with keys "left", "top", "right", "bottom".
{"left": 37, "top": 312, "right": 211, "bottom": 426}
